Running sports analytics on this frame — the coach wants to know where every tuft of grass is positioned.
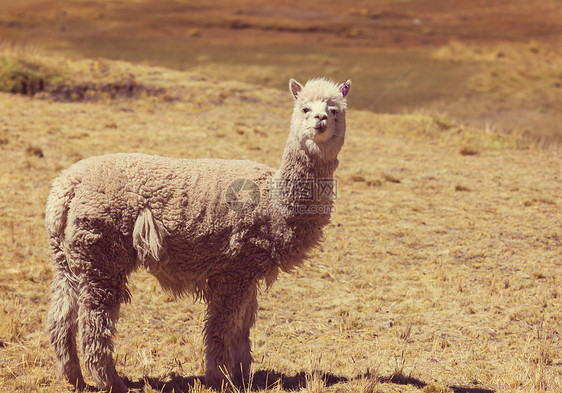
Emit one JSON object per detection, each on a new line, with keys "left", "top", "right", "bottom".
{"left": 0, "top": 304, "right": 24, "bottom": 343}
{"left": 25, "top": 145, "right": 45, "bottom": 158}
{"left": 459, "top": 146, "right": 479, "bottom": 156}
{"left": 422, "top": 383, "right": 453, "bottom": 393}
{"left": 454, "top": 185, "right": 471, "bottom": 192}
{"left": 362, "top": 371, "right": 379, "bottom": 393}
{"left": 304, "top": 359, "right": 328, "bottom": 393}
{"left": 382, "top": 173, "right": 401, "bottom": 184}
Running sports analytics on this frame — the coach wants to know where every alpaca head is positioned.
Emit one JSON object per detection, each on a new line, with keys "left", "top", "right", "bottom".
{"left": 289, "top": 77, "right": 351, "bottom": 161}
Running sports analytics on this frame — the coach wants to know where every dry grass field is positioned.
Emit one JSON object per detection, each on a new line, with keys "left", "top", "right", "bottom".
{"left": 0, "top": 1, "right": 561, "bottom": 392}
{"left": 0, "top": 54, "right": 560, "bottom": 393}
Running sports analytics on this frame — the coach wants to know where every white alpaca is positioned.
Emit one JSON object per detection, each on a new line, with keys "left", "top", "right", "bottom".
{"left": 45, "top": 77, "right": 351, "bottom": 392}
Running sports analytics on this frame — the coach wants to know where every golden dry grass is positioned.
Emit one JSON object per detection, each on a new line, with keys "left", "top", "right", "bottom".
{"left": 0, "top": 52, "right": 560, "bottom": 393}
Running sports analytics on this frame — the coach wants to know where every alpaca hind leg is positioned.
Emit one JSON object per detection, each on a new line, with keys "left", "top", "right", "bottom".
{"left": 69, "top": 219, "right": 134, "bottom": 393}
{"left": 78, "top": 272, "right": 128, "bottom": 393}
{"left": 47, "top": 269, "right": 85, "bottom": 389}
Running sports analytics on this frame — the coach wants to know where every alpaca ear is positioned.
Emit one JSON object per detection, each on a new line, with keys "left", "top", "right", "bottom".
{"left": 289, "top": 78, "right": 303, "bottom": 100}
{"left": 339, "top": 80, "right": 351, "bottom": 98}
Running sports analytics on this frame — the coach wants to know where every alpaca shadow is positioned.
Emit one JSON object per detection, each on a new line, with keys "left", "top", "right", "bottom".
{"left": 124, "top": 369, "right": 495, "bottom": 393}
{"left": 123, "top": 370, "right": 346, "bottom": 392}
{"left": 123, "top": 374, "right": 201, "bottom": 392}
{"left": 373, "top": 373, "right": 495, "bottom": 393}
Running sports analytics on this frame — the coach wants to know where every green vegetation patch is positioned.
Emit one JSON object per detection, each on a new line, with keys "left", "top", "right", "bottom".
{"left": 0, "top": 56, "right": 65, "bottom": 96}
{"left": 0, "top": 55, "right": 170, "bottom": 102}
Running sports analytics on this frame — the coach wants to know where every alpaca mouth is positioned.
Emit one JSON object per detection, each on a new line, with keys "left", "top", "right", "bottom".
{"left": 314, "top": 125, "right": 327, "bottom": 133}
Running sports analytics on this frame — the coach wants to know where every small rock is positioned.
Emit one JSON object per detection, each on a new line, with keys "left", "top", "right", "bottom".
{"left": 25, "top": 146, "right": 44, "bottom": 158}
{"left": 382, "top": 320, "right": 394, "bottom": 328}
{"left": 187, "top": 28, "right": 201, "bottom": 38}
{"left": 382, "top": 173, "right": 400, "bottom": 183}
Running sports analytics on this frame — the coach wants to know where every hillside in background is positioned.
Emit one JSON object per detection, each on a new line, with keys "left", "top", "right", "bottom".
{"left": 1, "top": 0, "right": 562, "bottom": 145}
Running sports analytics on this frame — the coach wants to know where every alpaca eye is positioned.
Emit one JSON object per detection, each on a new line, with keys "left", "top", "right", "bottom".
{"left": 303, "top": 107, "right": 311, "bottom": 114}
{"left": 330, "top": 109, "right": 338, "bottom": 115}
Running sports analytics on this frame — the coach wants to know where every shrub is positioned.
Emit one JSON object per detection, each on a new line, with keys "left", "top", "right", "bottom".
{"left": 0, "top": 56, "right": 64, "bottom": 95}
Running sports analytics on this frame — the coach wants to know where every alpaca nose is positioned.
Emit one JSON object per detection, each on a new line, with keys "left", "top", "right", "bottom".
{"left": 315, "top": 113, "right": 328, "bottom": 121}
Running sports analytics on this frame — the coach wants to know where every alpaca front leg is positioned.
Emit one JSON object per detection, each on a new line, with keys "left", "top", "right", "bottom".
{"left": 204, "top": 327, "right": 234, "bottom": 390}
{"left": 204, "top": 277, "right": 256, "bottom": 390}
{"left": 232, "top": 286, "right": 258, "bottom": 387}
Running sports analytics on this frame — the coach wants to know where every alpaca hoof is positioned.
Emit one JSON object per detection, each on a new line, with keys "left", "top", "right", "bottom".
{"left": 108, "top": 380, "right": 128, "bottom": 393}
{"left": 205, "top": 373, "right": 227, "bottom": 391}
{"left": 72, "top": 381, "right": 87, "bottom": 392}
{"left": 97, "top": 373, "right": 128, "bottom": 393}
{"left": 65, "top": 375, "right": 86, "bottom": 391}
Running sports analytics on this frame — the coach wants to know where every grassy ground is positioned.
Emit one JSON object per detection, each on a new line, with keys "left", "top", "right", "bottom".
{"left": 0, "top": 1, "right": 561, "bottom": 391}
{"left": 0, "top": 53, "right": 560, "bottom": 393}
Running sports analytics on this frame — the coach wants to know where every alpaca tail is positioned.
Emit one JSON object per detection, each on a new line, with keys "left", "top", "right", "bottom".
{"left": 45, "top": 170, "right": 79, "bottom": 239}
{"left": 133, "top": 208, "right": 169, "bottom": 274}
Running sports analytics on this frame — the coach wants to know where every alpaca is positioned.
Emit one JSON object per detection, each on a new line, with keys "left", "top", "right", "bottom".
{"left": 45, "top": 77, "right": 351, "bottom": 392}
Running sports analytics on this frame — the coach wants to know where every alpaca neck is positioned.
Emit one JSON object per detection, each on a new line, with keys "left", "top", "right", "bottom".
{"left": 266, "top": 132, "right": 338, "bottom": 277}
{"left": 276, "top": 140, "right": 338, "bottom": 180}
{"left": 272, "top": 134, "right": 339, "bottom": 212}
